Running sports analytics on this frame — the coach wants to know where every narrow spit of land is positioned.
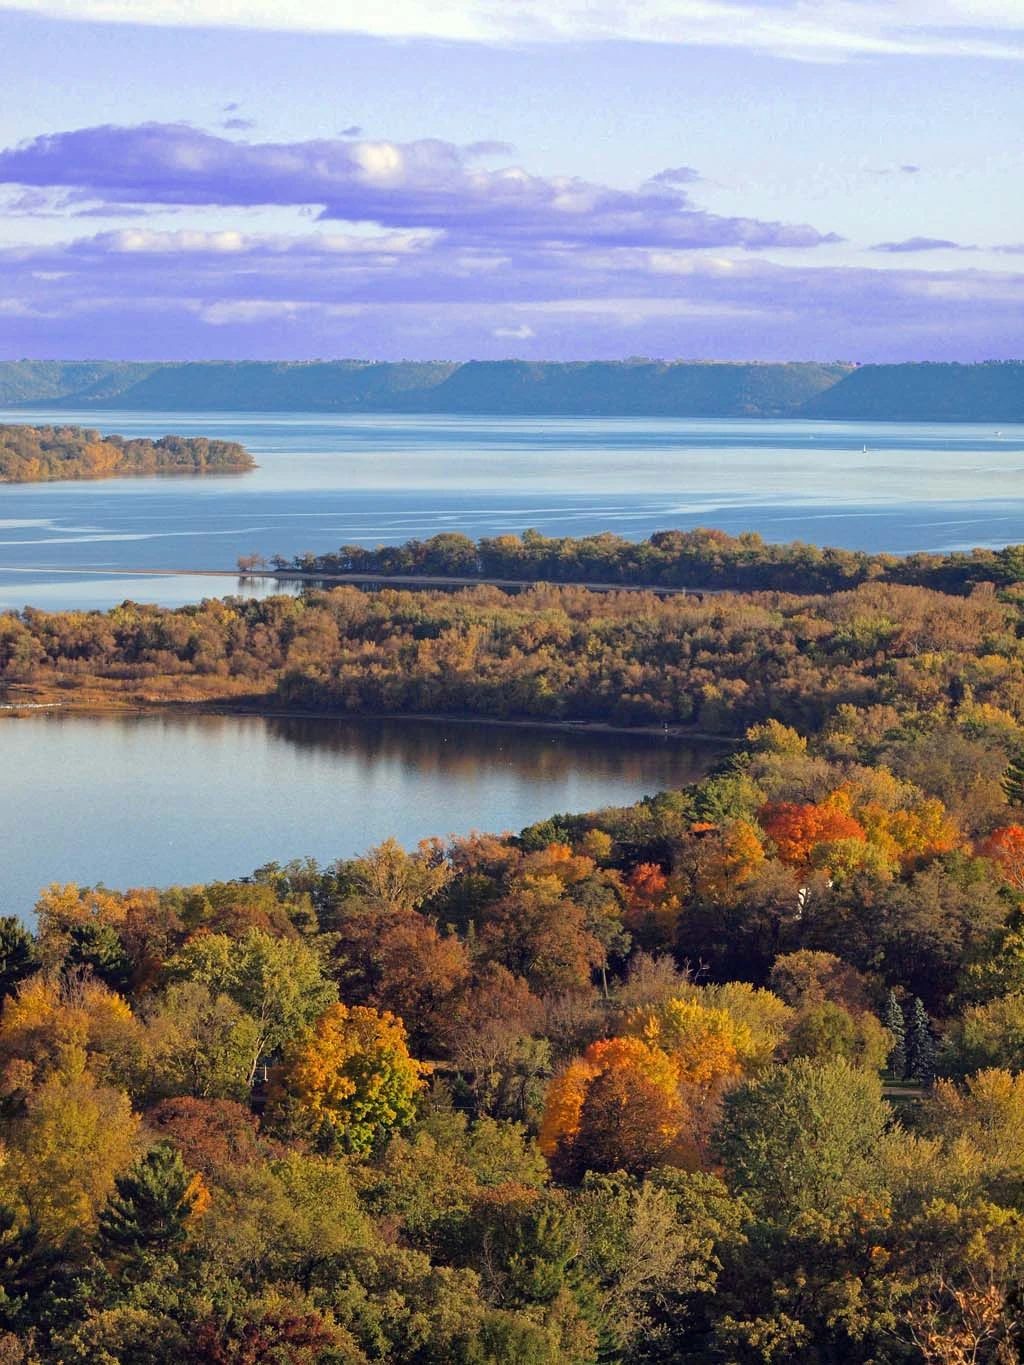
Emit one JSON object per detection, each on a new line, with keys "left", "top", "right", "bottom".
{"left": 267, "top": 528, "right": 1024, "bottom": 597}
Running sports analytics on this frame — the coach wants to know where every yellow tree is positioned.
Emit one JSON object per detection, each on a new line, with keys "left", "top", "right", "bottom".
{"left": 2, "top": 1053, "right": 139, "bottom": 1243}
{"left": 636, "top": 998, "right": 748, "bottom": 1092}
{"left": 692, "top": 820, "right": 766, "bottom": 903}
{"left": 0, "top": 974, "right": 140, "bottom": 1099}
{"left": 268, "top": 1003, "right": 422, "bottom": 1155}
{"left": 627, "top": 996, "right": 753, "bottom": 1149}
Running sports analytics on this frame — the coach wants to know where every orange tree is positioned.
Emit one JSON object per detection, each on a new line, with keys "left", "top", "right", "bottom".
{"left": 539, "top": 1035, "right": 687, "bottom": 1180}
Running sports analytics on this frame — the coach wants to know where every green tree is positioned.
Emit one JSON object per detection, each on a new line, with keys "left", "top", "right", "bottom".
{"left": 139, "top": 981, "right": 261, "bottom": 1103}
{"left": 786, "top": 1001, "right": 857, "bottom": 1064}
{"left": 98, "top": 1142, "right": 206, "bottom": 1258}
{"left": 905, "top": 996, "right": 936, "bottom": 1082}
{"left": 715, "top": 1058, "right": 891, "bottom": 1226}
{"left": 1003, "top": 750, "right": 1024, "bottom": 807}
{"left": 167, "top": 929, "right": 336, "bottom": 1084}
{"left": 0, "top": 1203, "right": 62, "bottom": 1334}
{"left": 883, "top": 989, "right": 907, "bottom": 1078}
{"left": 0, "top": 920, "right": 34, "bottom": 1004}
{"left": 63, "top": 919, "right": 133, "bottom": 993}
{"left": 939, "top": 992, "right": 1024, "bottom": 1077}
{"left": 572, "top": 1171, "right": 744, "bottom": 1358}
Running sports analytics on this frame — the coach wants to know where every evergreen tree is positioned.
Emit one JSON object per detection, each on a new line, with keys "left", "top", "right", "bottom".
{"left": 0, "top": 1203, "right": 62, "bottom": 1333}
{"left": 905, "top": 997, "right": 936, "bottom": 1083}
{"left": 883, "top": 990, "right": 907, "bottom": 1079}
{"left": 98, "top": 1143, "right": 205, "bottom": 1258}
{"left": 0, "top": 918, "right": 35, "bottom": 1003}
{"left": 1003, "top": 751, "right": 1024, "bottom": 807}
{"left": 64, "top": 920, "right": 132, "bottom": 994}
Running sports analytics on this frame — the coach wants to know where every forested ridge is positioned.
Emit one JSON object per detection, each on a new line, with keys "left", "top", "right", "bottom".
{"left": 2, "top": 358, "right": 1023, "bottom": 419}
{"left": 3, "top": 706, "right": 1024, "bottom": 1360}
{"left": 0, "top": 423, "right": 254, "bottom": 482}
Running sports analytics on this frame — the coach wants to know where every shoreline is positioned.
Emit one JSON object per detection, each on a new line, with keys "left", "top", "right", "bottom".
{"left": 0, "top": 564, "right": 717, "bottom": 597}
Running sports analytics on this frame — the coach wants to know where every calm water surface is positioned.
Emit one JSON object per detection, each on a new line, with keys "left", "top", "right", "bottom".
{"left": 0, "top": 711, "right": 726, "bottom": 920}
{"left": 1, "top": 410, "right": 1023, "bottom": 611}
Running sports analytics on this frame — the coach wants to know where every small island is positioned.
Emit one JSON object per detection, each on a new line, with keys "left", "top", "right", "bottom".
{"left": 0, "top": 422, "right": 255, "bottom": 482}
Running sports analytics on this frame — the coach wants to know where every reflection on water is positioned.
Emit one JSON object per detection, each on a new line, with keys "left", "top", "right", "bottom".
{"left": 264, "top": 714, "right": 722, "bottom": 785}
{"left": 1, "top": 711, "right": 728, "bottom": 920}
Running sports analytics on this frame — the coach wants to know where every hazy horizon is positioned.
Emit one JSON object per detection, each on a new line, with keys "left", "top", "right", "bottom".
{"left": 4, "top": 358, "right": 1022, "bottom": 368}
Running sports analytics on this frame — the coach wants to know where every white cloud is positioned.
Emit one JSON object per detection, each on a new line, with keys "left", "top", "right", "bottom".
{"left": 85, "top": 227, "right": 434, "bottom": 256}
{"left": 4, "top": 0, "right": 1024, "bottom": 59}
{"left": 493, "top": 322, "right": 535, "bottom": 338}
{"left": 105, "top": 228, "right": 248, "bottom": 253}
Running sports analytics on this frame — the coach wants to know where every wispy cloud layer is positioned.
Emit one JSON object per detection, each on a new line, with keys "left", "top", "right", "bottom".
{"left": 2, "top": 224, "right": 1022, "bottom": 361}
{"left": 0, "top": 124, "right": 837, "bottom": 250}
{"left": 3, "top": 0, "right": 1024, "bottom": 60}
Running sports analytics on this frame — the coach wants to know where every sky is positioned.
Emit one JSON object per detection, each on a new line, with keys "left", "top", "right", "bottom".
{"left": 0, "top": 0, "right": 1022, "bottom": 362}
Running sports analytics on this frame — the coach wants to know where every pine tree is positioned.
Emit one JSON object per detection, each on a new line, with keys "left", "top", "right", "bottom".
{"left": 1005, "top": 751, "right": 1024, "bottom": 808}
{"left": 0, "top": 1203, "right": 62, "bottom": 1333}
{"left": 0, "top": 918, "right": 35, "bottom": 1003}
{"left": 905, "top": 997, "right": 936, "bottom": 1083}
{"left": 97, "top": 1142, "right": 206, "bottom": 1257}
{"left": 883, "top": 990, "right": 907, "bottom": 1079}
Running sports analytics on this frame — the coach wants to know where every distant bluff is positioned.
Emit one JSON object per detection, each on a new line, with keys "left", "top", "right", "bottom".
{"left": 1, "top": 359, "right": 1022, "bottom": 421}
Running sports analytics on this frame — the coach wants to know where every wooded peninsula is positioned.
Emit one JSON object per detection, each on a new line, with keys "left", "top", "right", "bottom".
{"left": 1, "top": 550, "right": 1020, "bottom": 736}
{"left": 0, "top": 423, "right": 255, "bottom": 482}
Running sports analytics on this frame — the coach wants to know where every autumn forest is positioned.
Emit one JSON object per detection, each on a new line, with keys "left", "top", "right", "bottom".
{"left": 2, "top": 530, "right": 1024, "bottom": 1361}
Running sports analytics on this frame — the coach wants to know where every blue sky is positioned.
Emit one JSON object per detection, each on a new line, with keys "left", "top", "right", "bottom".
{"left": 0, "top": 1, "right": 1022, "bottom": 361}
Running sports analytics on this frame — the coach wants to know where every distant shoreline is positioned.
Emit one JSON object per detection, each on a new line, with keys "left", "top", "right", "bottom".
{"left": 3, "top": 359, "right": 1023, "bottom": 423}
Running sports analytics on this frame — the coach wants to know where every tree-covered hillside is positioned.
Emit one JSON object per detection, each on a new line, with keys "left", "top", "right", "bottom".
{"left": 2, "top": 358, "right": 1023, "bottom": 419}
{"left": 0, "top": 359, "right": 846, "bottom": 416}
{"left": 3, "top": 714, "right": 1024, "bottom": 1361}
{"left": 799, "top": 360, "right": 1024, "bottom": 422}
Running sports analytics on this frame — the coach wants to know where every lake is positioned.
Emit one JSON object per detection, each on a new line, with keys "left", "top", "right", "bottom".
{"left": 1, "top": 410, "right": 1023, "bottom": 611}
{"left": 0, "top": 711, "right": 727, "bottom": 921}
{"left": 3, "top": 410, "right": 1018, "bottom": 920}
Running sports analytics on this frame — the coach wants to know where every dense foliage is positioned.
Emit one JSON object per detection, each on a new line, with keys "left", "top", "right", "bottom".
{"left": 3, "top": 711, "right": 1024, "bottom": 1360}
{"left": 7, "top": 536, "right": 1024, "bottom": 1359}
{"left": 283, "top": 526, "right": 1024, "bottom": 594}
{"left": 0, "top": 423, "right": 254, "bottom": 482}
{"left": 4, "top": 566, "right": 1024, "bottom": 737}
